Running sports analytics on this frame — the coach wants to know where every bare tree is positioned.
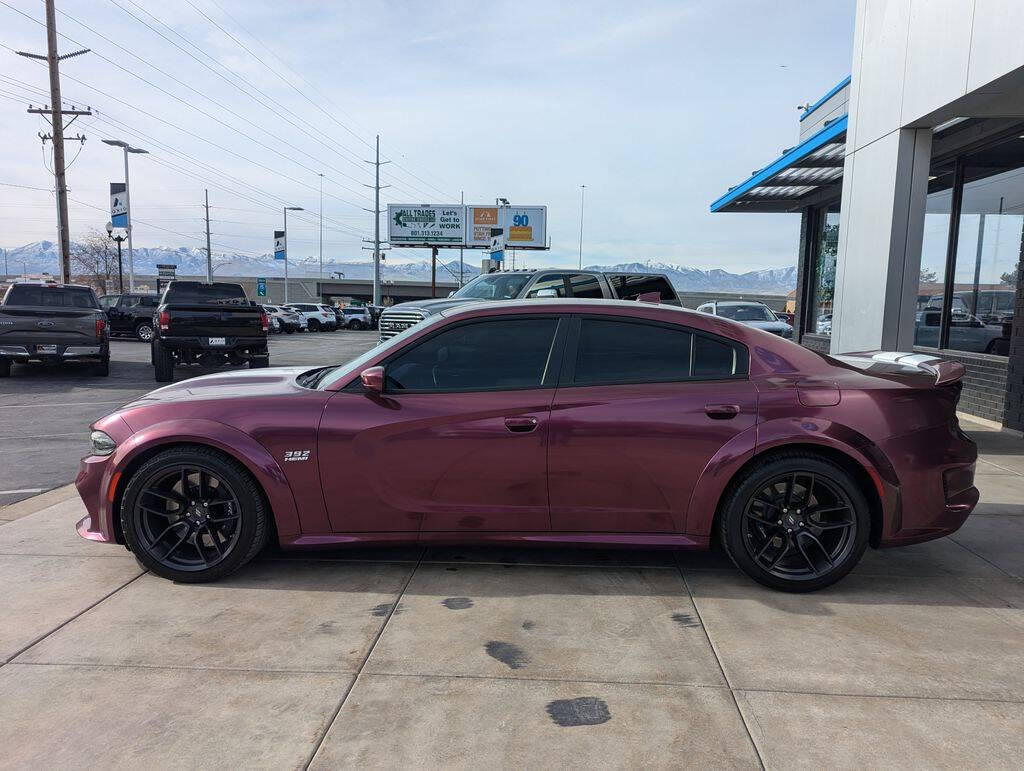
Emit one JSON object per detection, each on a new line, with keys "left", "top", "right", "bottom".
{"left": 70, "top": 228, "right": 119, "bottom": 295}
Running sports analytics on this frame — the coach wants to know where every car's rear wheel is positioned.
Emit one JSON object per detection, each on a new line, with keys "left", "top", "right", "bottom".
{"left": 135, "top": 322, "right": 154, "bottom": 342}
{"left": 154, "top": 341, "right": 174, "bottom": 383}
{"left": 349, "top": 320, "right": 364, "bottom": 330}
{"left": 91, "top": 355, "right": 110, "bottom": 377}
{"left": 121, "top": 447, "right": 268, "bottom": 582}
{"left": 719, "top": 453, "right": 869, "bottom": 592}
{"left": 307, "top": 318, "right": 321, "bottom": 332}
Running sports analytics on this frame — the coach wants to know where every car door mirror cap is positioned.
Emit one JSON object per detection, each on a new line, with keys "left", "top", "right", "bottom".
{"left": 361, "top": 365, "right": 385, "bottom": 393}
{"left": 535, "top": 288, "right": 558, "bottom": 298}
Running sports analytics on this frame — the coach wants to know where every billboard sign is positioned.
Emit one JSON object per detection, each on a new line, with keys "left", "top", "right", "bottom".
{"left": 467, "top": 205, "right": 547, "bottom": 249}
{"left": 273, "top": 230, "right": 286, "bottom": 261}
{"left": 110, "top": 183, "right": 128, "bottom": 228}
{"left": 388, "top": 204, "right": 465, "bottom": 246}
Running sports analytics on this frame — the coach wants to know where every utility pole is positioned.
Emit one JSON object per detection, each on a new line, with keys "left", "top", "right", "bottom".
{"left": 18, "top": 0, "right": 90, "bottom": 284}
{"left": 459, "top": 190, "right": 464, "bottom": 286}
{"left": 363, "top": 135, "right": 390, "bottom": 307}
{"left": 204, "top": 189, "right": 212, "bottom": 283}
{"left": 431, "top": 246, "right": 438, "bottom": 298}
{"left": 318, "top": 173, "right": 324, "bottom": 289}
{"left": 578, "top": 184, "right": 586, "bottom": 269}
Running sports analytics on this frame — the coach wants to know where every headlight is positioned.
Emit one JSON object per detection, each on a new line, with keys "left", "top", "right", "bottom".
{"left": 90, "top": 430, "right": 117, "bottom": 456}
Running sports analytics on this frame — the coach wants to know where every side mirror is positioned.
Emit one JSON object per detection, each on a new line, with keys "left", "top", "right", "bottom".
{"left": 360, "top": 365, "right": 385, "bottom": 394}
{"left": 535, "top": 288, "right": 558, "bottom": 298}
{"left": 447, "top": 291, "right": 456, "bottom": 298}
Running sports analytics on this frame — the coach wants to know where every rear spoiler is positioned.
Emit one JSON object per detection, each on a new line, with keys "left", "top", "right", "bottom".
{"left": 842, "top": 351, "right": 966, "bottom": 386}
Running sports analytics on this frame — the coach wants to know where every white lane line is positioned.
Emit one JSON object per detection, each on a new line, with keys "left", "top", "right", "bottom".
{"left": 0, "top": 400, "right": 129, "bottom": 409}
{"left": 0, "top": 488, "right": 45, "bottom": 495}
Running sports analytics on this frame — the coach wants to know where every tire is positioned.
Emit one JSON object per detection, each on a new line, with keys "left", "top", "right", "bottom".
{"left": 285, "top": 328, "right": 295, "bottom": 335}
{"left": 120, "top": 446, "right": 269, "bottom": 582}
{"left": 350, "top": 320, "right": 364, "bottom": 331}
{"left": 0, "top": 359, "right": 10, "bottom": 377}
{"left": 718, "top": 452, "right": 870, "bottom": 592}
{"left": 307, "top": 319, "right": 321, "bottom": 332}
{"left": 135, "top": 322, "right": 155, "bottom": 342}
{"left": 91, "top": 355, "right": 110, "bottom": 377}
{"left": 154, "top": 341, "right": 174, "bottom": 383}
{"left": 248, "top": 355, "right": 269, "bottom": 369}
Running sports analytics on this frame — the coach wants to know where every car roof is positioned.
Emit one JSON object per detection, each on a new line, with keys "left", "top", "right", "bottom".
{"left": 439, "top": 297, "right": 694, "bottom": 319}
{"left": 709, "top": 300, "right": 769, "bottom": 307}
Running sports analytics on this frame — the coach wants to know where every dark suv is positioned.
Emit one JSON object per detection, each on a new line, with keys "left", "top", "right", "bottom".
{"left": 99, "top": 293, "right": 160, "bottom": 341}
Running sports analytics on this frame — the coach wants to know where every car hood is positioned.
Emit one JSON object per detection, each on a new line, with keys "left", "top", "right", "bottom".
{"left": 384, "top": 297, "right": 485, "bottom": 316}
{"left": 122, "top": 367, "right": 310, "bottom": 409}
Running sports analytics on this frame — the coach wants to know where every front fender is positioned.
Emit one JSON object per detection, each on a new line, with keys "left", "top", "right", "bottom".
{"left": 684, "top": 417, "right": 898, "bottom": 540}
{"left": 107, "top": 418, "right": 300, "bottom": 541}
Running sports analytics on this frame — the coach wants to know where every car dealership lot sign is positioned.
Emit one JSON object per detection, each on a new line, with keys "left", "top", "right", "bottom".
{"left": 387, "top": 204, "right": 547, "bottom": 249}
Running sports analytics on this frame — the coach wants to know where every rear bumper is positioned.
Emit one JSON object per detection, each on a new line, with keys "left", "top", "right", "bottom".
{"left": 0, "top": 343, "right": 106, "bottom": 362}
{"left": 158, "top": 335, "right": 268, "bottom": 354}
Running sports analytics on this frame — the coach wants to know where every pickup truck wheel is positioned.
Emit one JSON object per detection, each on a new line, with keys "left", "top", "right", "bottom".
{"left": 91, "top": 355, "right": 110, "bottom": 377}
{"left": 135, "top": 322, "right": 154, "bottom": 342}
{"left": 154, "top": 342, "right": 174, "bottom": 383}
{"left": 0, "top": 359, "right": 10, "bottom": 377}
{"left": 248, "top": 355, "right": 269, "bottom": 369}
{"left": 120, "top": 446, "right": 268, "bottom": 582}
{"left": 307, "top": 319, "right": 321, "bottom": 332}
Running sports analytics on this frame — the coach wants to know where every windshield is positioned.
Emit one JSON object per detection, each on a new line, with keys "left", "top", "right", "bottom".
{"left": 717, "top": 304, "right": 777, "bottom": 322}
{"left": 451, "top": 273, "right": 531, "bottom": 300}
{"left": 304, "top": 313, "right": 447, "bottom": 390}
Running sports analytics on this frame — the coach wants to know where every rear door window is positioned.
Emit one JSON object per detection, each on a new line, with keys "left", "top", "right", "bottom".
{"left": 606, "top": 274, "right": 676, "bottom": 302}
{"left": 570, "top": 317, "right": 747, "bottom": 385}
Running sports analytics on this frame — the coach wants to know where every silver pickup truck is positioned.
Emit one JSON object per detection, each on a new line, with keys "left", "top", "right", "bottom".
{"left": 0, "top": 282, "right": 111, "bottom": 377}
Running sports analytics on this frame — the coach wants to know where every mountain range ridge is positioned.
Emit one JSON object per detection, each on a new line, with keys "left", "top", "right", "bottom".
{"left": 2, "top": 241, "right": 797, "bottom": 295}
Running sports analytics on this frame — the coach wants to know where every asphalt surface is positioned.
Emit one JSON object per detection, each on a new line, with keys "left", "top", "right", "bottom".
{"left": 0, "top": 329, "right": 379, "bottom": 506}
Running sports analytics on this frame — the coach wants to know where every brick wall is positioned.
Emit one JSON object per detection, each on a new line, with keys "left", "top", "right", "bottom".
{"left": 914, "top": 348, "right": 1009, "bottom": 424}
{"left": 801, "top": 334, "right": 831, "bottom": 354}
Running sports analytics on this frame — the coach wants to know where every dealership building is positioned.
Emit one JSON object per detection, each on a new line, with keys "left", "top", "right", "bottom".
{"left": 712, "top": 0, "right": 1024, "bottom": 431}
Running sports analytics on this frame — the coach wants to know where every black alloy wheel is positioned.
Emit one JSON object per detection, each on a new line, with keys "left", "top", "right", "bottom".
{"left": 308, "top": 318, "right": 321, "bottom": 332}
{"left": 720, "top": 453, "right": 869, "bottom": 592}
{"left": 121, "top": 447, "right": 268, "bottom": 582}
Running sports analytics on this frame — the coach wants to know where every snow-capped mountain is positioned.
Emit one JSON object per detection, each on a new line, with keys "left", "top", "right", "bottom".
{"left": 3, "top": 243, "right": 796, "bottom": 294}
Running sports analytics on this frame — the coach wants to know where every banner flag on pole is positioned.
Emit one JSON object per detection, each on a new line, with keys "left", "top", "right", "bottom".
{"left": 274, "top": 230, "right": 286, "bottom": 261}
{"left": 110, "top": 183, "right": 128, "bottom": 228}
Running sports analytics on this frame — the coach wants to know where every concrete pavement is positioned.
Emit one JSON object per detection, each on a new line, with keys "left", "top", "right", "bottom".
{"left": 0, "top": 417, "right": 1021, "bottom": 768}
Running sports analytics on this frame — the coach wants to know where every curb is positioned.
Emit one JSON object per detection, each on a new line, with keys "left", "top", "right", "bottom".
{"left": 0, "top": 484, "right": 79, "bottom": 523}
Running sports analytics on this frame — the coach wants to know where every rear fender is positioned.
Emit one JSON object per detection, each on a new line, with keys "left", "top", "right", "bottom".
{"left": 112, "top": 418, "right": 299, "bottom": 538}
{"left": 685, "top": 417, "right": 898, "bottom": 540}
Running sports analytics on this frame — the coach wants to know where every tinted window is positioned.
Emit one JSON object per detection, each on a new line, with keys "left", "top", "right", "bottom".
{"left": 162, "top": 282, "right": 248, "bottom": 305}
{"left": 138, "top": 296, "right": 158, "bottom": 308}
{"left": 607, "top": 274, "right": 676, "bottom": 302}
{"left": 526, "top": 274, "right": 572, "bottom": 298}
{"left": 386, "top": 318, "right": 558, "bottom": 391}
{"left": 693, "top": 335, "right": 746, "bottom": 378}
{"left": 716, "top": 304, "right": 776, "bottom": 322}
{"left": 575, "top": 319, "right": 691, "bottom": 384}
{"left": 451, "top": 273, "right": 531, "bottom": 300}
{"left": 98, "top": 295, "right": 118, "bottom": 309}
{"left": 4, "top": 284, "right": 98, "bottom": 308}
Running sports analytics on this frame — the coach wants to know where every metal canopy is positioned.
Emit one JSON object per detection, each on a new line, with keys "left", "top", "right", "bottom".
{"left": 710, "top": 115, "right": 847, "bottom": 213}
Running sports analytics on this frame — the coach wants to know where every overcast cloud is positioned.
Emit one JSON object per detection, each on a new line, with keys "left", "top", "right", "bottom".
{"left": 0, "top": 0, "right": 855, "bottom": 272}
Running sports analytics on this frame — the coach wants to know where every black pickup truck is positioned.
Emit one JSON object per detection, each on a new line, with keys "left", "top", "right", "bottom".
{"left": 151, "top": 281, "right": 269, "bottom": 383}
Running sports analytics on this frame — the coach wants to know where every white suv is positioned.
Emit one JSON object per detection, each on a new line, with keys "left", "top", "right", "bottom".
{"left": 285, "top": 303, "right": 337, "bottom": 332}
{"left": 340, "top": 306, "right": 372, "bottom": 330}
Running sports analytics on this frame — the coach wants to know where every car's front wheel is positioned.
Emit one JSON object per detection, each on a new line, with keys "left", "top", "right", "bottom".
{"left": 719, "top": 452, "right": 869, "bottom": 592}
{"left": 120, "top": 446, "right": 269, "bottom": 582}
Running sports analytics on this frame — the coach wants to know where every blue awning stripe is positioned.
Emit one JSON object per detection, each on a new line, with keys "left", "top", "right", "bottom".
{"left": 799, "top": 75, "right": 852, "bottom": 122}
{"left": 709, "top": 115, "right": 848, "bottom": 213}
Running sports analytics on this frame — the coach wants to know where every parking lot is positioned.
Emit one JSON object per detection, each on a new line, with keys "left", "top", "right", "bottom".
{"left": 1, "top": 336, "right": 1023, "bottom": 767}
{"left": 0, "top": 331, "right": 379, "bottom": 507}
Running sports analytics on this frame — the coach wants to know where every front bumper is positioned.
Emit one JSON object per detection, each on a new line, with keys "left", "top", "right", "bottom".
{"left": 75, "top": 452, "right": 118, "bottom": 544}
{"left": 0, "top": 344, "right": 105, "bottom": 362}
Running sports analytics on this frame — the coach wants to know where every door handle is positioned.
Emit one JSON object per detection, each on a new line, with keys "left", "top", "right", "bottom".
{"left": 705, "top": 403, "right": 740, "bottom": 419}
{"left": 504, "top": 416, "right": 539, "bottom": 433}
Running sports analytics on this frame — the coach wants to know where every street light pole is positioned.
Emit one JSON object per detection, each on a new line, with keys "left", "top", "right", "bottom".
{"left": 578, "top": 184, "right": 586, "bottom": 270}
{"left": 318, "top": 173, "right": 324, "bottom": 290}
{"left": 102, "top": 139, "right": 147, "bottom": 292}
{"left": 106, "top": 222, "right": 125, "bottom": 293}
{"left": 283, "top": 206, "right": 303, "bottom": 305}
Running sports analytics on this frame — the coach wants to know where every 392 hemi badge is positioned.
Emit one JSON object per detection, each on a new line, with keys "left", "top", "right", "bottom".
{"left": 283, "top": 450, "right": 311, "bottom": 462}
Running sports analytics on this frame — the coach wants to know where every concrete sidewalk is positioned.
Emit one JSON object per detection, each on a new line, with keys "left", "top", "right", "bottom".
{"left": 0, "top": 418, "right": 1021, "bottom": 768}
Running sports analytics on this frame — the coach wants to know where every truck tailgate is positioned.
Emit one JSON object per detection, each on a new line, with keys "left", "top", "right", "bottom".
{"left": 164, "top": 305, "right": 263, "bottom": 337}
{"left": 0, "top": 307, "right": 101, "bottom": 345}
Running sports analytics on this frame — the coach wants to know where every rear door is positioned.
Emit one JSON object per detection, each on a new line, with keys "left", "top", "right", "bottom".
{"left": 548, "top": 315, "right": 757, "bottom": 533}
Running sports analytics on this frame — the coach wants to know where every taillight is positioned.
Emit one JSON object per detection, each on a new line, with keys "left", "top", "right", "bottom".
{"left": 260, "top": 312, "right": 269, "bottom": 332}
{"left": 158, "top": 311, "right": 170, "bottom": 331}
{"left": 95, "top": 319, "right": 107, "bottom": 340}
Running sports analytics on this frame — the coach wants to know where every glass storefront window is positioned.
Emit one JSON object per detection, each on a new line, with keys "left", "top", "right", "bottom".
{"left": 913, "top": 187, "right": 953, "bottom": 348}
{"left": 946, "top": 143, "right": 1023, "bottom": 356}
{"left": 809, "top": 205, "right": 840, "bottom": 334}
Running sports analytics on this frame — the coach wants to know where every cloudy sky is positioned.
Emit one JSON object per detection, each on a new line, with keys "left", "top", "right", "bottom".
{"left": 0, "top": 0, "right": 854, "bottom": 272}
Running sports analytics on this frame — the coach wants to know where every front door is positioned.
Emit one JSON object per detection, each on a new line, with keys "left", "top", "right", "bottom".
{"left": 548, "top": 316, "right": 757, "bottom": 533}
{"left": 317, "top": 315, "right": 565, "bottom": 533}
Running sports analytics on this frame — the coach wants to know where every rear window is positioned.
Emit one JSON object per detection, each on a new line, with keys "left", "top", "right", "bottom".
{"left": 343, "top": 308, "right": 365, "bottom": 315}
{"left": 162, "top": 282, "right": 249, "bottom": 306}
{"left": 716, "top": 304, "right": 776, "bottom": 322}
{"left": 572, "top": 318, "right": 747, "bottom": 385}
{"left": 606, "top": 274, "right": 676, "bottom": 302}
{"left": 4, "top": 284, "right": 98, "bottom": 308}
